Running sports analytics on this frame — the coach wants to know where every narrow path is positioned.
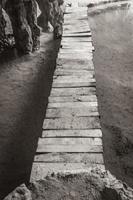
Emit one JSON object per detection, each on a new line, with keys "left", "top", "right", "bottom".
{"left": 31, "top": 5, "right": 104, "bottom": 181}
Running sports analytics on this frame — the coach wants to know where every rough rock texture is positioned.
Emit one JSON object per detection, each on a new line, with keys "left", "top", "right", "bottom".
{"left": 4, "top": 184, "right": 32, "bottom": 200}
{"left": 5, "top": 0, "right": 33, "bottom": 53}
{"left": 36, "top": 0, "right": 50, "bottom": 31}
{"left": 0, "top": 0, "right": 64, "bottom": 53}
{"left": 37, "top": 0, "right": 64, "bottom": 38}
{"left": 4, "top": 168, "right": 133, "bottom": 200}
{"left": 0, "top": 5, "right": 14, "bottom": 53}
{"left": 0, "top": 4, "right": 6, "bottom": 53}
{"left": 0, "top": 0, "right": 40, "bottom": 54}
{"left": 24, "top": 0, "right": 40, "bottom": 51}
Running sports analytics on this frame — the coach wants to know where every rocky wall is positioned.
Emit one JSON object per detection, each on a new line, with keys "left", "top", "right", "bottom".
{"left": 3, "top": 168, "right": 133, "bottom": 200}
{"left": 37, "top": 0, "right": 64, "bottom": 39}
{"left": 0, "top": 0, "right": 64, "bottom": 54}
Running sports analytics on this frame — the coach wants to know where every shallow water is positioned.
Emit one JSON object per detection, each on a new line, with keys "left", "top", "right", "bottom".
{"left": 0, "top": 33, "right": 59, "bottom": 198}
{"left": 88, "top": 2, "right": 133, "bottom": 187}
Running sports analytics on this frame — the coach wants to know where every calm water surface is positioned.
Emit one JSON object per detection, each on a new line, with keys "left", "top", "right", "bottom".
{"left": 88, "top": 2, "right": 133, "bottom": 187}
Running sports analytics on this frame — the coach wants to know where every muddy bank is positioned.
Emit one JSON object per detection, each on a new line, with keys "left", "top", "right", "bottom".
{"left": 0, "top": 33, "right": 60, "bottom": 199}
{"left": 88, "top": 3, "right": 133, "bottom": 187}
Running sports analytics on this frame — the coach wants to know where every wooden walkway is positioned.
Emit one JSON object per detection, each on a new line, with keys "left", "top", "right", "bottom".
{"left": 31, "top": 5, "right": 104, "bottom": 181}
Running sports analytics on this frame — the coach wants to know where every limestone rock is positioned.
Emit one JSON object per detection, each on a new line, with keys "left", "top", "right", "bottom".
{"left": 29, "top": 168, "right": 133, "bottom": 200}
{"left": 37, "top": 0, "right": 64, "bottom": 38}
{"left": 4, "top": 168, "right": 133, "bottom": 200}
{"left": 4, "top": 184, "right": 32, "bottom": 200}
{"left": 0, "top": 4, "right": 14, "bottom": 53}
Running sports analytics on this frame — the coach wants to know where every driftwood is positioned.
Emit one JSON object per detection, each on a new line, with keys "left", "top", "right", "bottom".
{"left": 4, "top": 168, "right": 133, "bottom": 200}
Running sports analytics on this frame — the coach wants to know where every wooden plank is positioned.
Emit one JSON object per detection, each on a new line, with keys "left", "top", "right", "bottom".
{"left": 37, "top": 144, "right": 103, "bottom": 153}
{"left": 62, "top": 37, "right": 92, "bottom": 42}
{"left": 48, "top": 95, "right": 97, "bottom": 103}
{"left": 58, "top": 54, "right": 93, "bottom": 61}
{"left": 62, "top": 45, "right": 95, "bottom": 51}
{"left": 53, "top": 75, "right": 95, "bottom": 81}
{"left": 63, "top": 29, "right": 91, "bottom": 34}
{"left": 56, "top": 64, "right": 94, "bottom": 70}
{"left": 59, "top": 49, "right": 93, "bottom": 53}
{"left": 54, "top": 69, "right": 94, "bottom": 76}
{"left": 63, "top": 33, "right": 91, "bottom": 37}
{"left": 43, "top": 117, "right": 100, "bottom": 130}
{"left": 59, "top": 52, "right": 93, "bottom": 57}
{"left": 38, "top": 137, "right": 102, "bottom": 145}
{"left": 48, "top": 102, "right": 98, "bottom": 108}
{"left": 52, "top": 81, "right": 95, "bottom": 88}
{"left": 50, "top": 87, "right": 96, "bottom": 97}
{"left": 46, "top": 107, "right": 99, "bottom": 118}
{"left": 34, "top": 153, "right": 104, "bottom": 164}
{"left": 62, "top": 41, "right": 93, "bottom": 46}
{"left": 57, "top": 58, "right": 93, "bottom": 67}
{"left": 41, "top": 129, "right": 102, "bottom": 138}
{"left": 30, "top": 163, "right": 105, "bottom": 181}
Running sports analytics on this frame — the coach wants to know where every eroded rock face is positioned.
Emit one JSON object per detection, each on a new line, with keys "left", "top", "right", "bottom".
{"left": 0, "top": 4, "right": 14, "bottom": 54}
{"left": 4, "top": 184, "right": 32, "bottom": 200}
{"left": 37, "top": 0, "right": 64, "bottom": 38}
{"left": 5, "top": 0, "right": 33, "bottom": 53}
{"left": 4, "top": 168, "right": 133, "bottom": 200}
{"left": 0, "top": 0, "right": 64, "bottom": 54}
{"left": 0, "top": 4, "right": 6, "bottom": 53}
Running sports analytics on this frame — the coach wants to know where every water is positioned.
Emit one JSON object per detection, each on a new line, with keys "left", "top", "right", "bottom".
{"left": 88, "top": 2, "right": 133, "bottom": 187}
{"left": 0, "top": 33, "right": 59, "bottom": 198}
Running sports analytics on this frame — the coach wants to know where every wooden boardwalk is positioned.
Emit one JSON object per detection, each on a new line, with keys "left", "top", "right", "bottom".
{"left": 31, "top": 5, "right": 104, "bottom": 181}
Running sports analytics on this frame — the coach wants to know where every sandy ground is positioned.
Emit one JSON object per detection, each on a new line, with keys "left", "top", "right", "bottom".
{"left": 88, "top": 3, "right": 133, "bottom": 187}
{"left": 0, "top": 33, "right": 60, "bottom": 199}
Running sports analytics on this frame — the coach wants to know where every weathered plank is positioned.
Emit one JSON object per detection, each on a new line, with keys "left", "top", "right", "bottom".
{"left": 63, "top": 33, "right": 91, "bottom": 37}
{"left": 37, "top": 144, "right": 103, "bottom": 153}
{"left": 59, "top": 49, "right": 93, "bottom": 53}
{"left": 43, "top": 117, "right": 100, "bottom": 130}
{"left": 41, "top": 129, "right": 102, "bottom": 138}
{"left": 58, "top": 54, "right": 93, "bottom": 61}
{"left": 53, "top": 75, "right": 95, "bottom": 81}
{"left": 52, "top": 81, "right": 95, "bottom": 88}
{"left": 46, "top": 107, "right": 99, "bottom": 118}
{"left": 34, "top": 153, "right": 104, "bottom": 164}
{"left": 57, "top": 58, "right": 94, "bottom": 67}
{"left": 48, "top": 102, "right": 98, "bottom": 108}
{"left": 62, "top": 37, "right": 92, "bottom": 42}
{"left": 38, "top": 137, "right": 102, "bottom": 145}
{"left": 56, "top": 64, "right": 94, "bottom": 70}
{"left": 48, "top": 95, "right": 97, "bottom": 103}
{"left": 50, "top": 87, "right": 96, "bottom": 97}
{"left": 31, "top": 163, "right": 105, "bottom": 182}
{"left": 54, "top": 69, "right": 94, "bottom": 76}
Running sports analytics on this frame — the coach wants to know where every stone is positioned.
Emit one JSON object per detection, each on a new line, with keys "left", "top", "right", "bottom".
{"left": 37, "top": 0, "right": 64, "bottom": 38}
{"left": 5, "top": 0, "right": 33, "bottom": 53}
{"left": 24, "top": 0, "right": 41, "bottom": 51}
{"left": 4, "top": 168, "right": 133, "bottom": 200}
{"left": 29, "top": 168, "right": 133, "bottom": 200}
{"left": 4, "top": 0, "right": 40, "bottom": 53}
{"left": 0, "top": 4, "right": 14, "bottom": 54}
{"left": 4, "top": 184, "right": 32, "bottom": 200}
{"left": 36, "top": 0, "right": 50, "bottom": 31}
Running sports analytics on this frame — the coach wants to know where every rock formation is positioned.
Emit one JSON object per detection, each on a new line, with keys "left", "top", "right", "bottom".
{"left": 37, "top": 0, "right": 64, "bottom": 38}
{"left": 5, "top": 0, "right": 40, "bottom": 53}
{"left": 0, "top": 4, "right": 13, "bottom": 54}
{"left": 0, "top": 0, "right": 64, "bottom": 54}
{"left": 3, "top": 168, "right": 133, "bottom": 200}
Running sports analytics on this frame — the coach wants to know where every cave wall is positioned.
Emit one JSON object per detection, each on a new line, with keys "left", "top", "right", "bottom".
{"left": 37, "top": 0, "right": 65, "bottom": 38}
{"left": 0, "top": 0, "right": 64, "bottom": 54}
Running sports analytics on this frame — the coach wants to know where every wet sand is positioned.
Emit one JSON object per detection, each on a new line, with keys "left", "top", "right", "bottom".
{"left": 88, "top": 4, "right": 133, "bottom": 187}
{"left": 0, "top": 33, "right": 60, "bottom": 199}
